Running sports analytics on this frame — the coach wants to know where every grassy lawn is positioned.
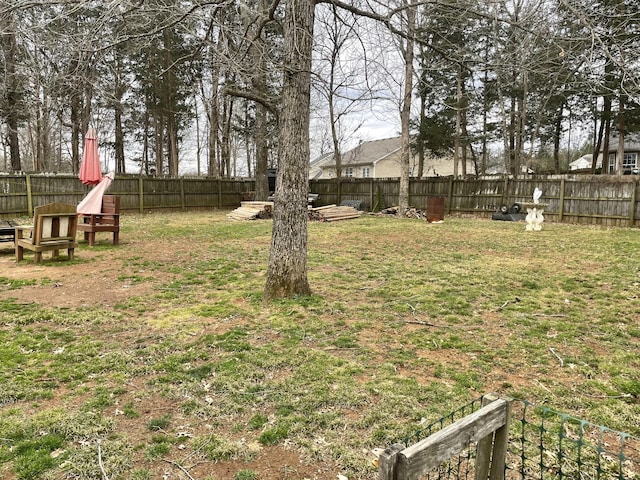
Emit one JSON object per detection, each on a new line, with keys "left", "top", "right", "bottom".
{"left": 0, "top": 211, "right": 638, "bottom": 479}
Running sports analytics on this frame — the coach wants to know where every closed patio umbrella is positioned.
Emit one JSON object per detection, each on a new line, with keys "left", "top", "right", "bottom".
{"left": 77, "top": 172, "right": 114, "bottom": 215}
{"left": 78, "top": 127, "right": 102, "bottom": 186}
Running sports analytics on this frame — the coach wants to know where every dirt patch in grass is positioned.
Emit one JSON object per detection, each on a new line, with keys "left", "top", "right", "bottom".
{"left": 0, "top": 246, "right": 155, "bottom": 308}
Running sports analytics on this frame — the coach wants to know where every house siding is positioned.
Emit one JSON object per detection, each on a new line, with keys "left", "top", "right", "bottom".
{"left": 312, "top": 137, "right": 467, "bottom": 179}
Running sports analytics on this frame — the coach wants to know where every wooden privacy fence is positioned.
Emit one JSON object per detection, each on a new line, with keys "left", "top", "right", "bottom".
{"left": 379, "top": 395, "right": 511, "bottom": 480}
{"left": 312, "top": 175, "right": 640, "bottom": 227}
{"left": 0, "top": 174, "right": 254, "bottom": 216}
{"left": 1, "top": 174, "right": 640, "bottom": 227}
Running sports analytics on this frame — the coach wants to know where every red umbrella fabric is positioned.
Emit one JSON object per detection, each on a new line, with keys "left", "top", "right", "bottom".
{"left": 78, "top": 127, "right": 102, "bottom": 186}
{"left": 77, "top": 172, "right": 114, "bottom": 214}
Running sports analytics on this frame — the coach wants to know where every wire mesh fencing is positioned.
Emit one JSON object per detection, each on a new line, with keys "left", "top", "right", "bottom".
{"left": 508, "top": 399, "right": 639, "bottom": 480}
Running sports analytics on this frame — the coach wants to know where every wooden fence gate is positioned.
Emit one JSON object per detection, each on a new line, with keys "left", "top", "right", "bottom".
{"left": 379, "top": 395, "right": 511, "bottom": 480}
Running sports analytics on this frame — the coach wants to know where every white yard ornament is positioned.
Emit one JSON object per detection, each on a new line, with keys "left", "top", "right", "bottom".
{"left": 526, "top": 187, "right": 545, "bottom": 231}
{"left": 533, "top": 187, "right": 542, "bottom": 204}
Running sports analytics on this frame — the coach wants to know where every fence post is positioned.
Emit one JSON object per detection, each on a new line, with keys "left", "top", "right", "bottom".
{"left": 558, "top": 178, "right": 565, "bottom": 222}
{"left": 447, "top": 177, "right": 454, "bottom": 214}
{"left": 378, "top": 443, "right": 404, "bottom": 480}
{"left": 500, "top": 176, "right": 509, "bottom": 207}
{"left": 629, "top": 180, "right": 637, "bottom": 227}
{"left": 180, "top": 177, "right": 186, "bottom": 210}
{"left": 138, "top": 176, "right": 144, "bottom": 213}
{"left": 217, "top": 178, "right": 222, "bottom": 208}
{"left": 26, "top": 174, "right": 33, "bottom": 216}
{"left": 475, "top": 393, "right": 511, "bottom": 480}
{"left": 489, "top": 401, "right": 510, "bottom": 480}
{"left": 370, "top": 178, "right": 375, "bottom": 211}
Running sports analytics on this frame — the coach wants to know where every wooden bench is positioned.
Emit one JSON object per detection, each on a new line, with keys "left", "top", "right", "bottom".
{"left": 77, "top": 195, "right": 120, "bottom": 246}
{"left": 15, "top": 203, "right": 79, "bottom": 263}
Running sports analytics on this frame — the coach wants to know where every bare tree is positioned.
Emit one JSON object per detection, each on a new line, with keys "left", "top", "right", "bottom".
{"left": 248, "top": 0, "right": 272, "bottom": 199}
{"left": 397, "top": 2, "right": 416, "bottom": 214}
{"left": 1, "top": 10, "right": 23, "bottom": 171}
{"left": 263, "top": 0, "right": 314, "bottom": 300}
{"left": 313, "top": 3, "right": 372, "bottom": 179}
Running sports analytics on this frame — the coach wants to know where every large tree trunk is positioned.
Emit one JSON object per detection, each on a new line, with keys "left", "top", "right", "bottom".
{"left": 454, "top": 68, "right": 462, "bottom": 177}
{"left": 328, "top": 36, "right": 343, "bottom": 180}
{"left": 254, "top": 102, "right": 269, "bottom": 197}
{"left": 3, "top": 36, "right": 21, "bottom": 170}
{"left": 253, "top": 0, "right": 271, "bottom": 200}
{"left": 615, "top": 96, "right": 625, "bottom": 176}
{"left": 592, "top": 103, "right": 605, "bottom": 174}
{"left": 397, "top": 3, "right": 415, "bottom": 215}
{"left": 70, "top": 94, "right": 81, "bottom": 174}
{"left": 263, "top": 0, "right": 314, "bottom": 301}
{"left": 602, "top": 101, "right": 611, "bottom": 174}
{"left": 143, "top": 112, "right": 150, "bottom": 175}
{"left": 208, "top": 92, "right": 220, "bottom": 177}
{"left": 114, "top": 101, "right": 125, "bottom": 174}
{"left": 601, "top": 59, "right": 613, "bottom": 175}
{"left": 221, "top": 97, "right": 233, "bottom": 177}
{"left": 168, "top": 114, "right": 179, "bottom": 177}
{"left": 154, "top": 115, "right": 164, "bottom": 175}
{"left": 553, "top": 107, "right": 563, "bottom": 173}
{"left": 1, "top": 14, "right": 21, "bottom": 171}
{"left": 417, "top": 93, "right": 426, "bottom": 178}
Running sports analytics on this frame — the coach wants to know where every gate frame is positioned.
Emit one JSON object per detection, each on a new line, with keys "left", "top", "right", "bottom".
{"left": 379, "top": 394, "right": 512, "bottom": 480}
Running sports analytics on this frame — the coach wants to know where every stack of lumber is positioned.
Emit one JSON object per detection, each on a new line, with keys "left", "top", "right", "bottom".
{"left": 308, "top": 204, "right": 361, "bottom": 222}
{"left": 227, "top": 201, "right": 274, "bottom": 221}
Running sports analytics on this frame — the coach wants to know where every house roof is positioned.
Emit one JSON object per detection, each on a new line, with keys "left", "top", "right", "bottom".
{"left": 341, "top": 137, "right": 401, "bottom": 166}
{"left": 309, "top": 152, "right": 333, "bottom": 179}
{"left": 602, "top": 133, "right": 640, "bottom": 152}
{"left": 311, "top": 137, "right": 402, "bottom": 170}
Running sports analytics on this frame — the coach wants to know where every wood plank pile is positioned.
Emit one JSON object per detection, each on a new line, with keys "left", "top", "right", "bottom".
{"left": 308, "top": 204, "right": 362, "bottom": 222}
{"left": 227, "top": 201, "right": 274, "bottom": 221}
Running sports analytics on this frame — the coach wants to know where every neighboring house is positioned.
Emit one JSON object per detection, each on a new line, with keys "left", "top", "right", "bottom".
{"left": 569, "top": 154, "right": 602, "bottom": 171}
{"left": 600, "top": 133, "right": 640, "bottom": 174}
{"left": 310, "top": 137, "right": 464, "bottom": 179}
{"left": 568, "top": 134, "right": 640, "bottom": 174}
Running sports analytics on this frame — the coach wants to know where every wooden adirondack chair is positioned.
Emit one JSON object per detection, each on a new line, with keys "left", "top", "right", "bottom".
{"left": 15, "top": 203, "right": 79, "bottom": 263}
{"left": 77, "top": 195, "right": 120, "bottom": 246}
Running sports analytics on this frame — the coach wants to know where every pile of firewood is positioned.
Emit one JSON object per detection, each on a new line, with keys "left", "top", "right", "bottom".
{"left": 227, "top": 201, "right": 273, "bottom": 221}
{"left": 308, "top": 204, "right": 361, "bottom": 222}
{"left": 378, "top": 206, "right": 429, "bottom": 220}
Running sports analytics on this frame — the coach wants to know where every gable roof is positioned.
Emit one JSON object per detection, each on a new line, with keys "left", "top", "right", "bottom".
{"left": 341, "top": 137, "right": 401, "bottom": 166}
{"left": 310, "top": 137, "right": 402, "bottom": 170}
{"left": 601, "top": 133, "right": 640, "bottom": 152}
{"left": 309, "top": 152, "right": 333, "bottom": 179}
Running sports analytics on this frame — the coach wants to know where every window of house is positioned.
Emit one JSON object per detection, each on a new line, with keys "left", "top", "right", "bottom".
{"left": 623, "top": 152, "right": 638, "bottom": 171}
{"left": 345, "top": 167, "right": 354, "bottom": 177}
{"left": 361, "top": 167, "right": 370, "bottom": 178}
{"left": 608, "top": 152, "right": 638, "bottom": 173}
